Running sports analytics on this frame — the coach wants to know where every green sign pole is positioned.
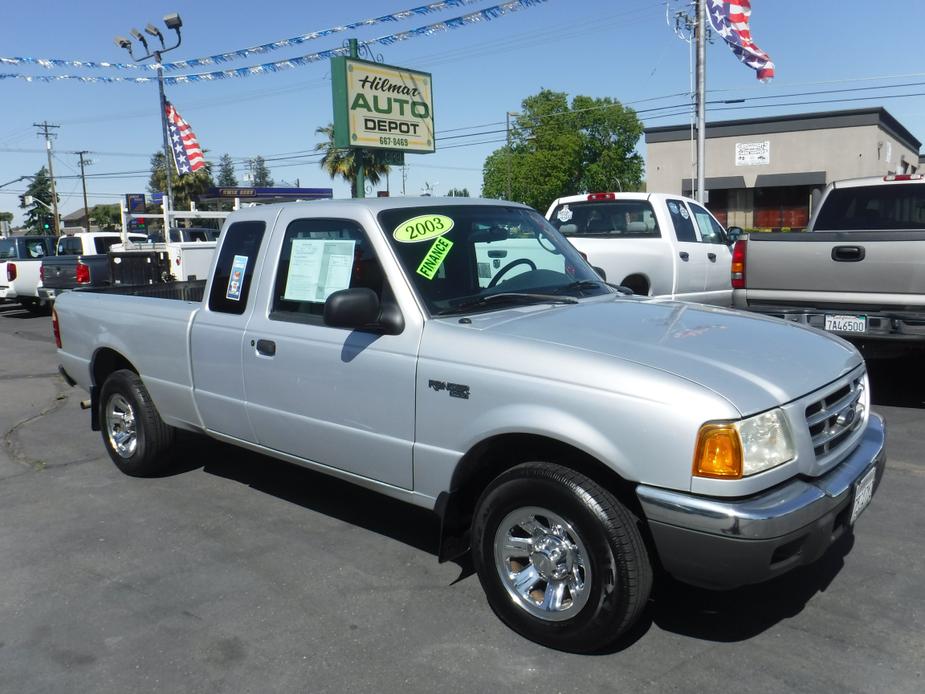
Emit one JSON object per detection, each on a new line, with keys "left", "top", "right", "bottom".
{"left": 348, "top": 39, "right": 364, "bottom": 199}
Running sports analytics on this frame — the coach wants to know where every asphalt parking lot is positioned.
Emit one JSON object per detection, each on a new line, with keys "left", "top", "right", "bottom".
{"left": 1, "top": 301, "right": 923, "bottom": 694}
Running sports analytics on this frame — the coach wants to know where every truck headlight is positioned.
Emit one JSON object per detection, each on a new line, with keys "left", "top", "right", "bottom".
{"left": 693, "top": 409, "right": 795, "bottom": 479}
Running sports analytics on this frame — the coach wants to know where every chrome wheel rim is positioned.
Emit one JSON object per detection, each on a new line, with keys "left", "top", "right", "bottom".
{"left": 493, "top": 506, "right": 591, "bottom": 622}
{"left": 105, "top": 394, "right": 137, "bottom": 458}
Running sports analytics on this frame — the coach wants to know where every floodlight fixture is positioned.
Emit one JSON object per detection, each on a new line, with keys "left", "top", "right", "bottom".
{"left": 114, "top": 35, "right": 132, "bottom": 50}
{"left": 145, "top": 23, "right": 165, "bottom": 47}
{"left": 130, "top": 28, "right": 149, "bottom": 51}
{"left": 163, "top": 13, "right": 183, "bottom": 31}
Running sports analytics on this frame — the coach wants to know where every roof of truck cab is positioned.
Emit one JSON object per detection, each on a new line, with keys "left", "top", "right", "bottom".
{"left": 831, "top": 175, "right": 925, "bottom": 188}
{"left": 237, "top": 196, "right": 532, "bottom": 214}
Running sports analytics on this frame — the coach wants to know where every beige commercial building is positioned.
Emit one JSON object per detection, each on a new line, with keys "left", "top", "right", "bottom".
{"left": 645, "top": 108, "right": 921, "bottom": 230}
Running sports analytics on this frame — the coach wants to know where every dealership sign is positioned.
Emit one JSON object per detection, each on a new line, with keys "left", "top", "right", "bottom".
{"left": 331, "top": 57, "right": 434, "bottom": 153}
{"left": 735, "top": 140, "right": 770, "bottom": 166}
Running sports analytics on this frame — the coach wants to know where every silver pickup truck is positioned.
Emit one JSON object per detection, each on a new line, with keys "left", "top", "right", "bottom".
{"left": 53, "top": 197, "right": 885, "bottom": 652}
{"left": 733, "top": 175, "right": 925, "bottom": 358}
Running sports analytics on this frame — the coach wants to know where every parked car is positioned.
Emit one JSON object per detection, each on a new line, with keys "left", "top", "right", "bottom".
{"left": 732, "top": 174, "right": 925, "bottom": 358}
{"left": 0, "top": 235, "right": 56, "bottom": 313}
{"left": 53, "top": 197, "right": 885, "bottom": 652}
{"left": 38, "top": 231, "right": 147, "bottom": 304}
{"left": 545, "top": 192, "right": 733, "bottom": 305}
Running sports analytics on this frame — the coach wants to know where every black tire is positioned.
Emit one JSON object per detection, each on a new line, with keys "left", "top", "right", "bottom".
{"left": 99, "top": 369, "right": 175, "bottom": 477}
{"left": 471, "top": 462, "right": 652, "bottom": 653}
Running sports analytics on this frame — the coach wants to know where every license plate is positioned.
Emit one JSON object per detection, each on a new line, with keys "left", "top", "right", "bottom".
{"left": 850, "top": 466, "right": 877, "bottom": 525}
{"left": 825, "top": 314, "right": 867, "bottom": 334}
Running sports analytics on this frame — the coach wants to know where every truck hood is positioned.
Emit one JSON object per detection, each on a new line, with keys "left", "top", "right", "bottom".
{"left": 466, "top": 297, "right": 862, "bottom": 415}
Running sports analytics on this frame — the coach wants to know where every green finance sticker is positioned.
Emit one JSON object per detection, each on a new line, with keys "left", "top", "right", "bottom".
{"left": 393, "top": 214, "right": 455, "bottom": 243}
{"left": 416, "top": 236, "right": 454, "bottom": 280}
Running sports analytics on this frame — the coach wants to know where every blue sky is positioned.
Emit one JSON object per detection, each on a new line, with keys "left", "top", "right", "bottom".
{"left": 2, "top": 0, "right": 925, "bottom": 225}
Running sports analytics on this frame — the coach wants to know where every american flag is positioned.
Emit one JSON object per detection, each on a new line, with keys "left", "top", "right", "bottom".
{"left": 707, "top": 0, "right": 775, "bottom": 81}
{"left": 165, "top": 101, "right": 206, "bottom": 175}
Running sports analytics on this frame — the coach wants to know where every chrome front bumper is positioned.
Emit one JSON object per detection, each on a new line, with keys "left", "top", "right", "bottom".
{"left": 636, "top": 413, "right": 886, "bottom": 588}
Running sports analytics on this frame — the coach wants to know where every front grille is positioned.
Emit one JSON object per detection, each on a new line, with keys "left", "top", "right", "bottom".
{"left": 805, "top": 376, "right": 865, "bottom": 459}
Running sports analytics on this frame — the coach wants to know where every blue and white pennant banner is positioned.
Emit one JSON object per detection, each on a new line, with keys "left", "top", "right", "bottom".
{"left": 0, "top": 0, "right": 548, "bottom": 85}
{"left": 0, "top": 0, "right": 484, "bottom": 73}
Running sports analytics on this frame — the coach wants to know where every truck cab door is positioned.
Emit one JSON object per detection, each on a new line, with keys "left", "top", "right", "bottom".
{"left": 664, "top": 199, "right": 708, "bottom": 301}
{"left": 241, "top": 212, "right": 419, "bottom": 490}
{"left": 687, "top": 202, "right": 733, "bottom": 306}
{"left": 190, "top": 219, "right": 269, "bottom": 443}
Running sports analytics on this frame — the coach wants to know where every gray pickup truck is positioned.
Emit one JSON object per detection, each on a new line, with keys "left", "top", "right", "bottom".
{"left": 53, "top": 198, "right": 885, "bottom": 652}
{"left": 733, "top": 175, "right": 925, "bottom": 358}
{"left": 38, "top": 232, "right": 147, "bottom": 304}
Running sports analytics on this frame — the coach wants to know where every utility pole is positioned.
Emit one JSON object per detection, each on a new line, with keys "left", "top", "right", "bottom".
{"left": 695, "top": 0, "right": 706, "bottom": 203}
{"left": 506, "top": 111, "right": 513, "bottom": 201}
{"left": 76, "top": 151, "right": 92, "bottom": 228}
{"left": 348, "top": 38, "right": 364, "bottom": 198}
{"left": 34, "top": 121, "right": 61, "bottom": 235}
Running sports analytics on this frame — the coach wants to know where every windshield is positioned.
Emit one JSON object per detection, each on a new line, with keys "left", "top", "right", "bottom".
{"left": 548, "top": 199, "right": 661, "bottom": 238}
{"left": 814, "top": 184, "right": 925, "bottom": 230}
{"left": 378, "top": 204, "right": 612, "bottom": 315}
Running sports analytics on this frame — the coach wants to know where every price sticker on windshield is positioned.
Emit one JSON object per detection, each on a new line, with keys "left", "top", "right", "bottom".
{"left": 393, "top": 214, "right": 454, "bottom": 243}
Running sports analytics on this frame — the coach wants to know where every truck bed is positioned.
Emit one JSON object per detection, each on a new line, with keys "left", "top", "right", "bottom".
{"left": 77, "top": 279, "right": 206, "bottom": 302}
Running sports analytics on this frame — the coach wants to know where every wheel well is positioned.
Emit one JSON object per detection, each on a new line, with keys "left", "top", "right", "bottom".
{"left": 437, "top": 434, "right": 644, "bottom": 561}
{"left": 92, "top": 348, "right": 137, "bottom": 388}
{"left": 620, "top": 274, "right": 650, "bottom": 296}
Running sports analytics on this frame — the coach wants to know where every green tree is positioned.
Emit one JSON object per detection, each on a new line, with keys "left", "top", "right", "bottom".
{"left": 217, "top": 154, "right": 238, "bottom": 186}
{"left": 481, "top": 90, "right": 644, "bottom": 212}
{"left": 251, "top": 156, "right": 273, "bottom": 187}
{"left": 148, "top": 151, "right": 214, "bottom": 211}
{"left": 314, "top": 124, "right": 392, "bottom": 197}
{"left": 446, "top": 187, "right": 470, "bottom": 197}
{"left": 18, "top": 167, "right": 57, "bottom": 233}
{"left": 0, "top": 211, "right": 12, "bottom": 223}
{"left": 89, "top": 204, "right": 121, "bottom": 230}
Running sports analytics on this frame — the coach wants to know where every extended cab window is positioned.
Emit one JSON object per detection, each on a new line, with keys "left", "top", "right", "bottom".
{"left": 270, "top": 218, "right": 385, "bottom": 323}
{"left": 666, "top": 200, "right": 698, "bottom": 242}
{"left": 208, "top": 221, "right": 267, "bottom": 315}
{"left": 58, "top": 238, "right": 82, "bottom": 255}
{"left": 688, "top": 203, "right": 727, "bottom": 244}
{"left": 0, "top": 240, "right": 14, "bottom": 258}
{"left": 549, "top": 200, "right": 661, "bottom": 238}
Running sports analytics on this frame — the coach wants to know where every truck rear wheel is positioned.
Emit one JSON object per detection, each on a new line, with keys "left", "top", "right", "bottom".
{"left": 471, "top": 462, "right": 652, "bottom": 653}
{"left": 99, "top": 369, "right": 175, "bottom": 477}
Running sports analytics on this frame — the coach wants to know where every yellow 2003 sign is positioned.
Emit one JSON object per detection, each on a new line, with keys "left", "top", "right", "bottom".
{"left": 393, "top": 215, "right": 454, "bottom": 243}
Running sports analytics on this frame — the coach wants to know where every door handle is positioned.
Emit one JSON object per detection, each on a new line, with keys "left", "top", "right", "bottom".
{"left": 707, "top": 252, "right": 717, "bottom": 262}
{"left": 679, "top": 251, "right": 690, "bottom": 261}
{"left": 832, "top": 246, "right": 865, "bottom": 262}
{"left": 255, "top": 339, "right": 276, "bottom": 357}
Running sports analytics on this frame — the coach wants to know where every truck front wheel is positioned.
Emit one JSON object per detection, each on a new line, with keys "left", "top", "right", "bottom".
{"left": 99, "top": 369, "right": 175, "bottom": 476}
{"left": 471, "top": 462, "right": 652, "bottom": 653}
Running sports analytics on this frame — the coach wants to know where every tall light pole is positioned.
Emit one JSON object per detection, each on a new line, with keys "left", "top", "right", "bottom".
{"left": 34, "top": 121, "right": 61, "bottom": 235}
{"left": 695, "top": 0, "right": 706, "bottom": 203}
{"left": 115, "top": 13, "right": 183, "bottom": 216}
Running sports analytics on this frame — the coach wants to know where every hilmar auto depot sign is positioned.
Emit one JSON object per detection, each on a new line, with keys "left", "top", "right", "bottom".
{"left": 331, "top": 57, "right": 434, "bottom": 153}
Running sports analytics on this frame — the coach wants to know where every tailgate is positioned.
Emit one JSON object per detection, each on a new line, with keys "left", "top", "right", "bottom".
{"left": 746, "top": 232, "right": 925, "bottom": 297}
{"left": 42, "top": 258, "right": 78, "bottom": 290}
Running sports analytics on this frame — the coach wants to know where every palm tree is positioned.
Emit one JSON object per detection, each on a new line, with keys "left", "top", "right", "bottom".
{"left": 314, "top": 124, "right": 392, "bottom": 197}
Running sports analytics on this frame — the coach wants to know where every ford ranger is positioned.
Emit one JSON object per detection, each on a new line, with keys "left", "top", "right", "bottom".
{"left": 52, "top": 197, "right": 885, "bottom": 652}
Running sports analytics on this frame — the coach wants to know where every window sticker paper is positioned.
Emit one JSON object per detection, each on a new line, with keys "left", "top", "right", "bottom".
{"left": 226, "top": 254, "right": 249, "bottom": 301}
{"left": 284, "top": 239, "right": 356, "bottom": 302}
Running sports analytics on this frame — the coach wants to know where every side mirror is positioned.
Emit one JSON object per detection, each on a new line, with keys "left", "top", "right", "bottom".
{"left": 727, "top": 226, "right": 743, "bottom": 244}
{"left": 323, "top": 288, "right": 404, "bottom": 335}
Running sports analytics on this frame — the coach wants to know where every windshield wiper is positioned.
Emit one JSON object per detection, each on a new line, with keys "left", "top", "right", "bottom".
{"left": 554, "top": 279, "right": 607, "bottom": 295}
{"left": 435, "top": 292, "right": 578, "bottom": 316}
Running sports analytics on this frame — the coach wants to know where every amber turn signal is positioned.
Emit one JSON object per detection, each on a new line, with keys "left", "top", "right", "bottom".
{"left": 693, "top": 424, "right": 743, "bottom": 479}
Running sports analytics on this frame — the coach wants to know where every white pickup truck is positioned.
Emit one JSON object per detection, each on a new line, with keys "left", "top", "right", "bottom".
{"left": 0, "top": 235, "right": 57, "bottom": 313}
{"left": 545, "top": 192, "right": 734, "bottom": 306}
{"left": 53, "top": 198, "right": 884, "bottom": 652}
